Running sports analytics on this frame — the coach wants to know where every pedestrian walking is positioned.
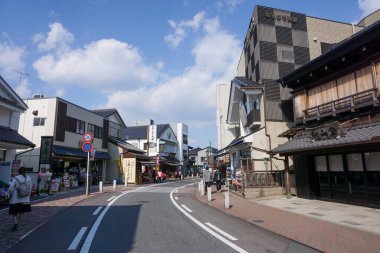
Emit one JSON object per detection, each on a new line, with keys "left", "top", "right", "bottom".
{"left": 203, "top": 167, "right": 213, "bottom": 195}
{"left": 214, "top": 168, "right": 222, "bottom": 192}
{"left": 8, "top": 167, "right": 32, "bottom": 231}
{"left": 157, "top": 170, "right": 162, "bottom": 183}
{"left": 152, "top": 169, "right": 157, "bottom": 183}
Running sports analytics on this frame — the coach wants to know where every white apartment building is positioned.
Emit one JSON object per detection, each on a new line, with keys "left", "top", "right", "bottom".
{"left": 170, "top": 123, "right": 188, "bottom": 171}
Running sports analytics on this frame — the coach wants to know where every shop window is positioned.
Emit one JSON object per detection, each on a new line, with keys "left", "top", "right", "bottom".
{"left": 33, "top": 117, "right": 46, "bottom": 126}
{"left": 315, "top": 156, "right": 327, "bottom": 171}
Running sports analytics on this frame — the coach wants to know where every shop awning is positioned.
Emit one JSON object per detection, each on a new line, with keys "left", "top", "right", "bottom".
{"left": 53, "top": 145, "right": 111, "bottom": 160}
{"left": 272, "top": 122, "right": 380, "bottom": 156}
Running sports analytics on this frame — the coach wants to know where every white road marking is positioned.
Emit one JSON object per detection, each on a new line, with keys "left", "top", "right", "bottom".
{"left": 205, "top": 222, "right": 238, "bottom": 241}
{"left": 68, "top": 227, "right": 88, "bottom": 250}
{"left": 170, "top": 185, "right": 248, "bottom": 253}
{"left": 106, "top": 196, "right": 116, "bottom": 201}
{"left": 175, "top": 196, "right": 179, "bottom": 200}
{"left": 174, "top": 190, "right": 179, "bottom": 193}
{"left": 92, "top": 206, "right": 103, "bottom": 215}
{"left": 80, "top": 189, "right": 138, "bottom": 253}
{"left": 19, "top": 222, "right": 44, "bottom": 240}
{"left": 181, "top": 204, "right": 192, "bottom": 213}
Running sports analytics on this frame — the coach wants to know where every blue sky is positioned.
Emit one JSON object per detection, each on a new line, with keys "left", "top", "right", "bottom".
{"left": 0, "top": 0, "right": 379, "bottom": 148}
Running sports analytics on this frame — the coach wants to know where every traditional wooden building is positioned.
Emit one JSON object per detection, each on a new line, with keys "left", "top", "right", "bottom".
{"left": 273, "top": 21, "right": 380, "bottom": 207}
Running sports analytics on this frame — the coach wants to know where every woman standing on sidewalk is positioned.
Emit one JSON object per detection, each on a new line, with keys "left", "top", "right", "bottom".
{"left": 8, "top": 167, "right": 32, "bottom": 231}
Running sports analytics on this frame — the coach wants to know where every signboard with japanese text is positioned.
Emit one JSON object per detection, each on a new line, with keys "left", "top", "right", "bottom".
{"left": 123, "top": 158, "right": 136, "bottom": 183}
{"left": 39, "top": 136, "right": 53, "bottom": 164}
{"left": 148, "top": 125, "right": 157, "bottom": 144}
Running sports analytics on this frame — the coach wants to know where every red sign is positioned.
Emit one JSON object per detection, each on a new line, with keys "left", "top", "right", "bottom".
{"left": 82, "top": 142, "right": 93, "bottom": 153}
{"left": 82, "top": 132, "right": 94, "bottom": 143}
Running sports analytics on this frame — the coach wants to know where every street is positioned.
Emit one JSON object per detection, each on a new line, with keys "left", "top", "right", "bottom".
{"left": 6, "top": 180, "right": 319, "bottom": 253}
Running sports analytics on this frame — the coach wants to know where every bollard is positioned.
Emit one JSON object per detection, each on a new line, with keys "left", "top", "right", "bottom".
{"left": 192, "top": 174, "right": 194, "bottom": 178}
{"left": 207, "top": 186, "right": 212, "bottom": 201}
{"left": 125, "top": 179, "right": 128, "bottom": 189}
{"left": 201, "top": 183, "right": 205, "bottom": 195}
{"left": 224, "top": 191, "right": 230, "bottom": 209}
{"left": 181, "top": 175, "right": 184, "bottom": 180}
{"left": 198, "top": 182, "right": 201, "bottom": 192}
{"left": 99, "top": 181, "right": 103, "bottom": 193}
{"left": 113, "top": 180, "right": 116, "bottom": 191}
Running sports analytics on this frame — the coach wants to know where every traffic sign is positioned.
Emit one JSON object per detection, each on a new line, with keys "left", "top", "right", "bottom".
{"left": 82, "top": 132, "right": 94, "bottom": 143}
{"left": 82, "top": 142, "right": 93, "bottom": 153}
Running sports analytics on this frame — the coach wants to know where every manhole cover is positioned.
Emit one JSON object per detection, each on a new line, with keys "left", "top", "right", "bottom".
{"left": 252, "top": 220, "right": 264, "bottom": 223}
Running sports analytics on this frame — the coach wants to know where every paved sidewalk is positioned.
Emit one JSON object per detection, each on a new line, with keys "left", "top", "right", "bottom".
{"left": 195, "top": 185, "right": 380, "bottom": 253}
{"left": 0, "top": 184, "right": 140, "bottom": 253}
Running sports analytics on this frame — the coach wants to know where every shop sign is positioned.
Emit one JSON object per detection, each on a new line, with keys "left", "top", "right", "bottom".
{"left": 265, "top": 12, "right": 298, "bottom": 23}
{"left": 40, "top": 136, "right": 53, "bottom": 164}
{"left": 148, "top": 125, "right": 157, "bottom": 144}
{"left": 304, "top": 121, "right": 345, "bottom": 141}
{"left": 123, "top": 158, "right": 136, "bottom": 183}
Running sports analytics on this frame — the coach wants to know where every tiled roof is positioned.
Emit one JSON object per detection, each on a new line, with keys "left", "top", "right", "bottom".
{"left": 272, "top": 123, "right": 380, "bottom": 155}
{"left": 91, "top": 108, "right": 118, "bottom": 118}
{"left": 0, "top": 126, "right": 34, "bottom": 148}
{"left": 189, "top": 147, "right": 201, "bottom": 156}
{"left": 108, "top": 136, "right": 145, "bottom": 154}
{"left": 233, "top": 77, "right": 263, "bottom": 88}
{"left": 124, "top": 124, "right": 170, "bottom": 140}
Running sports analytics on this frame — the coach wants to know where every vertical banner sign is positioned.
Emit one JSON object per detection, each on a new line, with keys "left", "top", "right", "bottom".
{"left": 148, "top": 125, "right": 157, "bottom": 145}
{"left": 123, "top": 158, "right": 136, "bottom": 183}
{"left": 40, "top": 136, "right": 53, "bottom": 164}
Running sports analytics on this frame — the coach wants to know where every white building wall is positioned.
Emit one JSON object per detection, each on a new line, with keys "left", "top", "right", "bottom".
{"left": 216, "top": 84, "right": 236, "bottom": 150}
{"left": 0, "top": 107, "right": 10, "bottom": 128}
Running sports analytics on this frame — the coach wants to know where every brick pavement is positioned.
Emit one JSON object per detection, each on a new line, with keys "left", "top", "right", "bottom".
{"left": 0, "top": 184, "right": 141, "bottom": 253}
{"left": 195, "top": 185, "right": 380, "bottom": 253}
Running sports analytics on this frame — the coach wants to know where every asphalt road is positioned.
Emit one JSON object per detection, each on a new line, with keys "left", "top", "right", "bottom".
{"left": 7, "top": 180, "right": 320, "bottom": 253}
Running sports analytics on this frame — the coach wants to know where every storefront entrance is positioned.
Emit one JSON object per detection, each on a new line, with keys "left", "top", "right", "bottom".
{"left": 313, "top": 151, "right": 380, "bottom": 207}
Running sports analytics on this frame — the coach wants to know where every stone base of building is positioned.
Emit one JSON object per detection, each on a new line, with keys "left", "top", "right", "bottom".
{"left": 243, "top": 187, "right": 284, "bottom": 199}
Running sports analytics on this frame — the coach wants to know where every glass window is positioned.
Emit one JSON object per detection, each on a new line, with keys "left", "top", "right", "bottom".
{"left": 347, "top": 153, "right": 363, "bottom": 171}
{"left": 183, "top": 134, "right": 188, "bottom": 144}
{"left": 365, "top": 152, "right": 380, "bottom": 171}
{"left": 328, "top": 155, "right": 344, "bottom": 171}
{"left": 88, "top": 123, "right": 103, "bottom": 139}
{"left": 33, "top": 117, "right": 46, "bottom": 126}
{"left": 315, "top": 156, "right": 327, "bottom": 171}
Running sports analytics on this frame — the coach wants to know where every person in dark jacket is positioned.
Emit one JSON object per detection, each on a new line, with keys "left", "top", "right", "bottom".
{"left": 214, "top": 168, "right": 222, "bottom": 192}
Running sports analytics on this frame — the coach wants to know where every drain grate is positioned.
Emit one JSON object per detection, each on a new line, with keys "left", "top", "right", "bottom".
{"left": 341, "top": 220, "right": 362, "bottom": 226}
{"left": 252, "top": 219, "right": 264, "bottom": 223}
{"left": 309, "top": 212, "right": 325, "bottom": 217}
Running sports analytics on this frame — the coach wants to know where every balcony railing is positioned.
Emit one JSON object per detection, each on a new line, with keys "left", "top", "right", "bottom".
{"left": 296, "top": 88, "right": 379, "bottom": 124}
{"left": 245, "top": 109, "right": 261, "bottom": 127}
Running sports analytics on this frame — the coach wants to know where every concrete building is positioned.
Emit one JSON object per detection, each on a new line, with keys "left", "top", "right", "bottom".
{"left": 17, "top": 97, "right": 111, "bottom": 182}
{"left": 220, "top": 5, "right": 380, "bottom": 198}
{"left": 0, "top": 76, "right": 34, "bottom": 184}
{"left": 169, "top": 123, "right": 189, "bottom": 173}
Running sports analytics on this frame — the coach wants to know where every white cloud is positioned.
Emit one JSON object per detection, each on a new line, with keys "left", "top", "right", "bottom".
{"left": 33, "top": 22, "right": 74, "bottom": 53}
{"left": 216, "top": 0, "right": 245, "bottom": 12}
{"left": 0, "top": 41, "right": 26, "bottom": 80}
{"left": 33, "top": 23, "right": 159, "bottom": 92}
{"left": 164, "top": 11, "right": 206, "bottom": 48}
{"left": 105, "top": 17, "right": 241, "bottom": 128}
{"left": 14, "top": 79, "right": 32, "bottom": 99}
{"left": 358, "top": 0, "right": 380, "bottom": 17}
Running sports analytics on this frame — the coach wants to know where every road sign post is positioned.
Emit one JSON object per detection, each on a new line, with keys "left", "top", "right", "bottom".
{"left": 82, "top": 133, "right": 94, "bottom": 196}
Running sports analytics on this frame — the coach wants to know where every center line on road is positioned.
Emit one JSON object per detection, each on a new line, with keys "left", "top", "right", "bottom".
{"left": 92, "top": 206, "right": 103, "bottom": 215}
{"left": 181, "top": 204, "right": 192, "bottom": 212}
{"left": 106, "top": 196, "right": 116, "bottom": 201}
{"left": 68, "top": 227, "right": 88, "bottom": 250}
{"left": 205, "top": 222, "right": 238, "bottom": 241}
{"left": 170, "top": 185, "right": 248, "bottom": 253}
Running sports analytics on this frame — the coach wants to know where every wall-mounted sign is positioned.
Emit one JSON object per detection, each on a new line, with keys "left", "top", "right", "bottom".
{"left": 265, "top": 12, "right": 298, "bottom": 23}
{"left": 303, "top": 122, "right": 345, "bottom": 142}
{"left": 148, "top": 125, "right": 157, "bottom": 144}
{"left": 40, "top": 136, "right": 53, "bottom": 164}
{"left": 123, "top": 158, "right": 136, "bottom": 183}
